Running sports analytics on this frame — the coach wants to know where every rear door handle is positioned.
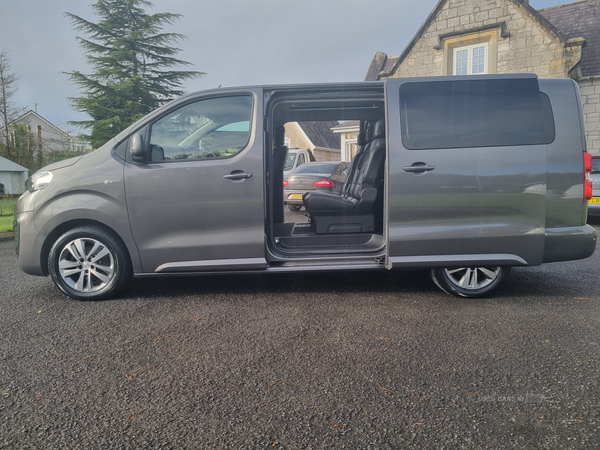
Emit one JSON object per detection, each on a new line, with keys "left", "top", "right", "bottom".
{"left": 403, "top": 163, "right": 435, "bottom": 174}
{"left": 223, "top": 171, "right": 253, "bottom": 181}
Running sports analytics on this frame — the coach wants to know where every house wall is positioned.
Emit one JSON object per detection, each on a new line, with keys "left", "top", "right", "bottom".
{"left": 579, "top": 77, "right": 600, "bottom": 153}
{"left": 313, "top": 148, "right": 341, "bottom": 161}
{"left": 284, "top": 123, "right": 312, "bottom": 150}
{"left": 393, "top": 0, "right": 572, "bottom": 79}
{"left": 14, "top": 113, "right": 68, "bottom": 154}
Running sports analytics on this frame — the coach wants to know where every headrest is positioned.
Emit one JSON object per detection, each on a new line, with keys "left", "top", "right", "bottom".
{"left": 357, "top": 129, "right": 367, "bottom": 146}
{"left": 365, "top": 124, "right": 374, "bottom": 142}
{"left": 373, "top": 119, "right": 385, "bottom": 139}
{"left": 274, "top": 126, "right": 285, "bottom": 147}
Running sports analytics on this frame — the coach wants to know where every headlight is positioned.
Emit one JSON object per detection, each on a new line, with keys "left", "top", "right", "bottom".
{"left": 27, "top": 171, "right": 53, "bottom": 192}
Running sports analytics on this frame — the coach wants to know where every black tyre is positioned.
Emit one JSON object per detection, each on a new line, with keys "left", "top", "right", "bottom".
{"left": 48, "top": 226, "right": 132, "bottom": 301}
{"left": 287, "top": 204, "right": 302, "bottom": 212}
{"left": 430, "top": 266, "right": 511, "bottom": 298}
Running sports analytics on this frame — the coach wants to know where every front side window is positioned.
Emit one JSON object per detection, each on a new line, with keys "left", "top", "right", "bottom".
{"left": 454, "top": 43, "right": 488, "bottom": 75}
{"left": 149, "top": 95, "right": 253, "bottom": 161}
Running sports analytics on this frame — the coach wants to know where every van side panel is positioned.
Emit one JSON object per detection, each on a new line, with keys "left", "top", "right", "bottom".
{"left": 386, "top": 76, "right": 547, "bottom": 267}
{"left": 539, "top": 78, "right": 597, "bottom": 263}
{"left": 540, "top": 78, "right": 587, "bottom": 227}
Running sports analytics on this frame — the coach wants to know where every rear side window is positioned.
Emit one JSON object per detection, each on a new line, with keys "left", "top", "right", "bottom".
{"left": 400, "top": 78, "right": 555, "bottom": 150}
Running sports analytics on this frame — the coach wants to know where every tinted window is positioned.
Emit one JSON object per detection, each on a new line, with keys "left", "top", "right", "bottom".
{"left": 592, "top": 157, "right": 600, "bottom": 174}
{"left": 292, "top": 163, "right": 337, "bottom": 174}
{"left": 149, "top": 96, "right": 253, "bottom": 161}
{"left": 400, "top": 78, "right": 553, "bottom": 150}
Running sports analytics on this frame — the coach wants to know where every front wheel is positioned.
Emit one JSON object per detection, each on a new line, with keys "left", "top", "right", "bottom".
{"left": 48, "top": 226, "right": 131, "bottom": 301}
{"left": 287, "top": 204, "right": 302, "bottom": 212}
{"left": 430, "top": 266, "right": 511, "bottom": 298}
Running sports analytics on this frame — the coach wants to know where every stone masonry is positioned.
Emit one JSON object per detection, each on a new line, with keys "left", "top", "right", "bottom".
{"left": 391, "top": 0, "right": 579, "bottom": 79}
{"left": 579, "top": 77, "right": 600, "bottom": 152}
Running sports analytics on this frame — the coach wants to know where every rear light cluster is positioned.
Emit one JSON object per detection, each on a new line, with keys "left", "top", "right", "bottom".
{"left": 283, "top": 180, "right": 288, "bottom": 186}
{"left": 313, "top": 179, "right": 334, "bottom": 187}
{"left": 584, "top": 152, "right": 593, "bottom": 202}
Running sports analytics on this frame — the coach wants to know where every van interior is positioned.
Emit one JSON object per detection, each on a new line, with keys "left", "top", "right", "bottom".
{"left": 266, "top": 86, "right": 387, "bottom": 257}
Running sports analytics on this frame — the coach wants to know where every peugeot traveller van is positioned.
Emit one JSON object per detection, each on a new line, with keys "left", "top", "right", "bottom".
{"left": 14, "top": 74, "right": 596, "bottom": 300}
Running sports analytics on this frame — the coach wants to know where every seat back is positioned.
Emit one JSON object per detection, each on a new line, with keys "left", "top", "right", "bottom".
{"left": 341, "top": 128, "right": 368, "bottom": 197}
{"left": 353, "top": 119, "right": 386, "bottom": 200}
{"left": 272, "top": 126, "right": 288, "bottom": 223}
{"left": 346, "top": 124, "right": 375, "bottom": 198}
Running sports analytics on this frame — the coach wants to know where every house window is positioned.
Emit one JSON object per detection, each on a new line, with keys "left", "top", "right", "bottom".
{"left": 454, "top": 43, "right": 488, "bottom": 75}
{"left": 441, "top": 28, "right": 499, "bottom": 76}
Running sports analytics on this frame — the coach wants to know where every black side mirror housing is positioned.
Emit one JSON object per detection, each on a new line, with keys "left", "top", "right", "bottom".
{"left": 130, "top": 133, "right": 146, "bottom": 162}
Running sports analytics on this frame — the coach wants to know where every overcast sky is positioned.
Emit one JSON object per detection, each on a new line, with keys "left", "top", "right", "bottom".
{"left": 0, "top": 0, "right": 567, "bottom": 134}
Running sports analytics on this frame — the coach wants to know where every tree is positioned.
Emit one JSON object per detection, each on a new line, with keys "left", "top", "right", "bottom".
{"left": 0, "top": 50, "right": 22, "bottom": 160}
{"left": 65, "top": 0, "right": 205, "bottom": 149}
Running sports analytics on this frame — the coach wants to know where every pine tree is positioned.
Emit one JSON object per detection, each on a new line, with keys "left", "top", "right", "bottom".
{"left": 65, "top": 0, "right": 205, "bottom": 149}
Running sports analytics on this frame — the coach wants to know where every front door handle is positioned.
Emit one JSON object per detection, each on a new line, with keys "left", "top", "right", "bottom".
{"left": 223, "top": 171, "right": 253, "bottom": 181}
{"left": 403, "top": 163, "right": 435, "bottom": 174}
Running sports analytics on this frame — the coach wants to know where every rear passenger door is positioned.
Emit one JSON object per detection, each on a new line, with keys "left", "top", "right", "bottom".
{"left": 385, "top": 75, "right": 551, "bottom": 268}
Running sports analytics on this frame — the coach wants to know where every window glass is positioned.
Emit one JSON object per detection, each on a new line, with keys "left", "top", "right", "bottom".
{"left": 592, "top": 157, "right": 600, "bottom": 174}
{"left": 149, "top": 96, "right": 253, "bottom": 161}
{"left": 292, "top": 163, "right": 337, "bottom": 174}
{"left": 284, "top": 153, "right": 297, "bottom": 171}
{"left": 400, "top": 78, "right": 553, "bottom": 150}
{"left": 453, "top": 43, "right": 487, "bottom": 75}
{"left": 297, "top": 153, "right": 306, "bottom": 166}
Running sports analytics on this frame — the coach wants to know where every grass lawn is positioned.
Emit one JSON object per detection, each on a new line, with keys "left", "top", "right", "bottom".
{"left": 0, "top": 215, "right": 13, "bottom": 233}
{"left": 0, "top": 197, "right": 18, "bottom": 233}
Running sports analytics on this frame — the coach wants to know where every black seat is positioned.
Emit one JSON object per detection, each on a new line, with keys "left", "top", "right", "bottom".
{"left": 303, "top": 119, "right": 386, "bottom": 234}
{"left": 272, "top": 126, "right": 288, "bottom": 223}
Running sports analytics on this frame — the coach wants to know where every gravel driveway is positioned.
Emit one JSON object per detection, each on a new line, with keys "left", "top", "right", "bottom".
{"left": 1, "top": 227, "right": 599, "bottom": 449}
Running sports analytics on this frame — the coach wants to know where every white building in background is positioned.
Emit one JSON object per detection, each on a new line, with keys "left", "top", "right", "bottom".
{"left": 0, "top": 155, "right": 28, "bottom": 194}
{"left": 10, "top": 110, "right": 70, "bottom": 153}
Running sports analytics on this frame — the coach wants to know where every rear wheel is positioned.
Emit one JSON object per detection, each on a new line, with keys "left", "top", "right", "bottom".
{"left": 430, "top": 266, "right": 511, "bottom": 298}
{"left": 48, "top": 226, "right": 131, "bottom": 301}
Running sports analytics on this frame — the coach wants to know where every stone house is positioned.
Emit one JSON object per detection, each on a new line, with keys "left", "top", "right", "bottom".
{"left": 365, "top": 0, "right": 600, "bottom": 154}
{"left": 284, "top": 121, "right": 342, "bottom": 161}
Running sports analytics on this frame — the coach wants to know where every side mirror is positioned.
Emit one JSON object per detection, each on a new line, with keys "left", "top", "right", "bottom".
{"left": 130, "top": 133, "right": 145, "bottom": 162}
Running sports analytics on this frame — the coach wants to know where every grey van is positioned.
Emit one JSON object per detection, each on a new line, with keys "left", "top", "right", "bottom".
{"left": 14, "top": 74, "right": 596, "bottom": 300}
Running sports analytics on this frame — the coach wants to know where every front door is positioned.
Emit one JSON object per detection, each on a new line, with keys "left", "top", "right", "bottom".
{"left": 385, "top": 75, "right": 549, "bottom": 268}
{"left": 124, "top": 91, "right": 266, "bottom": 273}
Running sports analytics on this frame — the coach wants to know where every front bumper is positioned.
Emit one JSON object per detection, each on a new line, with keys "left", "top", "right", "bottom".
{"left": 14, "top": 211, "right": 47, "bottom": 276}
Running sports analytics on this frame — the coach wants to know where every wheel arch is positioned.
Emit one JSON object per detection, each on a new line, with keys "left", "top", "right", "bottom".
{"left": 40, "top": 219, "right": 137, "bottom": 276}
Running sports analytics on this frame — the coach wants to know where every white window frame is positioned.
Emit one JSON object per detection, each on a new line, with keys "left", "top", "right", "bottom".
{"left": 453, "top": 42, "right": 488, "bottom": 75}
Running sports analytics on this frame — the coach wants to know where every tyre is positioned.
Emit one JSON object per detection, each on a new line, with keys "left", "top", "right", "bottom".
{"left": 430, "top": 266, "right": 511, "bottom": 298}
{"left": 48, "top": 226, "right": 132, "bottom": 301}
{"left": 287, "top": 204, "right": 302, "bottom": 212}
